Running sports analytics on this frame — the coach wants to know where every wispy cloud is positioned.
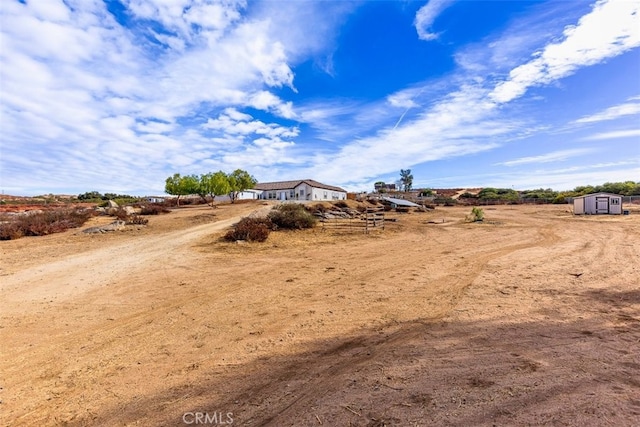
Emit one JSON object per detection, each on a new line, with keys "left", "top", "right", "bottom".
{"left": 583, "top": 129, "right": 640, "bottom": 140}
{"left": 303, "top": 0, "right": 639, "bottom": 188}
{"left": 574, "top": 96, "right": 640, "bottom": 123}
{"left": 494, "top": 164, "right": 640, "bottom": 191}
{"left": 0, "top": 0, "right": 352, "bottom": 194}
{"left": 1, "top": 0, "right": 638, "bottom": 195}
{"left": 414, "top": 0, "right": 455, "bottom": 41}
{"left": 428, "top": 160, "right": 640, "bottom": 191}
{"left": 490, "top": 0, "right": 640, "bottom": 104}
{"left": 496, "top": 148, "right": 595, "bottom": 167}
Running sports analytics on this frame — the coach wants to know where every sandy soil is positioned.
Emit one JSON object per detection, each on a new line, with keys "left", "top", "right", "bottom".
{"left": 1, "top": 202, "right": 639, "bottom": 426}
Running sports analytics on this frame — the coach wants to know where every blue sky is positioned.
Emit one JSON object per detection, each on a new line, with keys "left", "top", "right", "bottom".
{"left": 1, "top": 0, "right": 639, "bottom": 196}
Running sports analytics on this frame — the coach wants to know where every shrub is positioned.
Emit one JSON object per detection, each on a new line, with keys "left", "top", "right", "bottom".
{"left": 268, "top": 203, "right": 317, "bottom": 230}
{"left": 224, "top": 217, "right": 273, "bottom": 242}
{"left": 468, "top": 207, "right": 484, "bottom": 222}
{"left": 140, "top": 204, "right": 171, "bottom": 215}
{"left": 112, "top": 207, "right": 130, "bottom": 221}
{"left": 0, "top": 220, "right": 23, "bottom": 240}
{"left": 126, "top": 214, "right": 149, "bottom": 225}
{"left": 0, "top": 208, "right": 94, "bottom": 240}
{"left": 434, "top": 196, "right": 457, "bottom": 206}
{"left": 309, "top": 203, "right": 327, "bottom": 213}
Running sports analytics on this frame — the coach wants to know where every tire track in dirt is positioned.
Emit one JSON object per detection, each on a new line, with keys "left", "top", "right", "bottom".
{"left": 217, "top": 223, "right": 562, "bottom": 425}
{"left": 1, "top": 207, "right": 273, "bottom": 426}
{"left": 0, "top": 214, "right": 256, "bottom": 304}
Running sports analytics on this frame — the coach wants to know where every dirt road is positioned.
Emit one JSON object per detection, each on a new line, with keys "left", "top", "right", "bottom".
{"left": 1, "top": 203, "right": 638, "bottom": 426}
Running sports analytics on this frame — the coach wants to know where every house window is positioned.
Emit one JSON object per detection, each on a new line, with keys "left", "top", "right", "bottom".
{"left": 323, "top": 191, "right": 328, "bottom": 199}
{"left": 611, "top": 198, "right": 620, "bottom": 205}
{"left": 299, "top": 189, "right": 305, "bottom": 196}
{"left": 290, "top": 190, "right": 295, "bottom": 198}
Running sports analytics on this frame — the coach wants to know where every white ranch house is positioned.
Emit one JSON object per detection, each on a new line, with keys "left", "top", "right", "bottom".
{"left": 573, "top": 192, "right": 623, "bottom": 215}
{"left": 253, "top": 179, "right": 347, "bottom": 201}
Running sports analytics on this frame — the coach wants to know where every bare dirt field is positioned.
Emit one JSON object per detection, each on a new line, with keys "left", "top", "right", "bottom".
{"left": 1, "top": 202, "right": 639, "bottom": 426}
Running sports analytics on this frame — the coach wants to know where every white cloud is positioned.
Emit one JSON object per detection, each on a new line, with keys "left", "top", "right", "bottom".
{"left": 0, "top": 0, "right": 318, "bottom": 194}
{"left": 123, "top": 0, "right": 245, "bottom": 41}
{"left": 1, "top": 0, "right": 638, "bottom": 195}
{"left": 489, "top": 166, "right": 640, "bottom": 192}
{"left": 583, "top": 129, "right": 640, "bottom": 140}
{"left": 387, "top": 89, "right": 420, "bottom": 109}
{"left": 296, "top": 0, "right": 640, "bottom": 188}
{"left": 136, "top": 120, "right": 175, "bottom": 134}
{"left": 302, "top": 85, "right": 510, "bottom": 185}
{"left": 414, "top": 0, "right": 454, "bottom": 41}
{"left": 490, "top": 0, "right": 640, "bottom": 104}
{"left": 224, "top": 108, "right": 253, "bottom": 122}
{"left": 574, "top": 97, "right": 640, "bottom": 123}
{"left": 427, "top": 159, "right": 640, "bottom": 191}
{"left": 245, "top": 91, "right": 296, "bottom": 119}
{"left": 496, "top": 148, "right": 594, "bottom": 167}
{"left": 203, "top": 110, "right": 299, "bottom": 139}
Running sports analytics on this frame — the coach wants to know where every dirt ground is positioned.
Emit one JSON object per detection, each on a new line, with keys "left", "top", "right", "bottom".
{"left": 1, "top": 202, "right": 639, "bottom": 426}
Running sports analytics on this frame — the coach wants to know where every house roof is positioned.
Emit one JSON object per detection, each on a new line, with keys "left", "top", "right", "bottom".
{"left": 573, "top": 192, "right": 623, "bottom": 199}
{"left": 254, "top": 179, "right": 346, "bottom": 193}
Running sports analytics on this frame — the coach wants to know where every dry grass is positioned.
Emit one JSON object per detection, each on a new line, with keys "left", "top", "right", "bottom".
{"left": 0, "top": 207, "right": 94, "bottom": 240}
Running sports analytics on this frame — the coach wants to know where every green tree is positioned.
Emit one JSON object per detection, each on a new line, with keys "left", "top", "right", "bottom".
{"left": 78, "top": 191, "right": 102, "bottom": 201}
{"left": 400, "top": 169, "right": 413, "bottom": 192}
{"left": 573, "top": 185, "right": 595, "bottom": 196}
{"left": 227, "top": 169, "right": 257, "bottom": 203}
{"left": 198, "top": 171, "right": 231, "bottom": 207}
{"left": 478, "top": 188, "right": 500, "bottom": 200}
{"left": 165, "top": 173, "right": 199, "bottom": 206}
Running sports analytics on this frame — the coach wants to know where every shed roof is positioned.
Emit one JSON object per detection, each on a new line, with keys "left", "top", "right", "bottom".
{"left": 573, "top": 192, "right": 623, "bottom": 199}
{"left": 381, "top": 197, "right": 422, "bottom": 207}
{"left": 254, "top": 179, "right": 346, "bottom": 192}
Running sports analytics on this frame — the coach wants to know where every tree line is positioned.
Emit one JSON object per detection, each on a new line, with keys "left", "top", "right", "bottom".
{"left": 374, "top": 172, "right": 639, "bottom": 205}
{"left": 77, "top": 191, "right": 139, "bottom": 201}
{"left": 164, "top": 169, "right": 257, "bottom": 206}
{"left": 462, "top": 181, "right": 640, "bottom": 203}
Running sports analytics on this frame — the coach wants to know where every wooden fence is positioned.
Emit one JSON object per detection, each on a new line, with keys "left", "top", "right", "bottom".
{"left": 321, "top": 206, "right": 384, "bottom": 233}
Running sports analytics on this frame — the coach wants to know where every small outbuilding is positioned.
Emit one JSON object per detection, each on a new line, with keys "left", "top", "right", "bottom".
{"left": 573, "top": 192, "right": 623, "bottom": 215}
{"left": 380, "top": 197, "right": 422, "bottom": 208}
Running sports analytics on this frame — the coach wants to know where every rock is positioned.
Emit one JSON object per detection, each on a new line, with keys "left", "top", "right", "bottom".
{"left": 123, "top": 206, "right": 135, "bottom": 215}
{"left": 83, "top": 220, "right": 126, "bottom": 234}
{"left": 107, "top": 200, "right": 119, "bottom": 208}
{"left": 95, "top": 207, "right": 107, "bottom": 215}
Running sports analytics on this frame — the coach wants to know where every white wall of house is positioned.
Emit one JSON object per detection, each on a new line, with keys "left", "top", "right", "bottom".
{"left": 260, "top": 189, "right": 294, "bottom": 200}
{"left": 295, "top": 184, "right": 346, "bottom": 201}
{"left": 309, "top": 187, "right": 346, "bottom": 201}
{"left": 236, "top": 190, "right": 262, "bottom": 200}
{"left": 258, "top": 183, "right": 347, "bottom": 201}
{"left": 294, "top": 183, "right": 312, "bottom": 200}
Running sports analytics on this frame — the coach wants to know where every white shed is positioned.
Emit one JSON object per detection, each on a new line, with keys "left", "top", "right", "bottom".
{"left": 573, "top": 192, "right": 623, "bottom": 215}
